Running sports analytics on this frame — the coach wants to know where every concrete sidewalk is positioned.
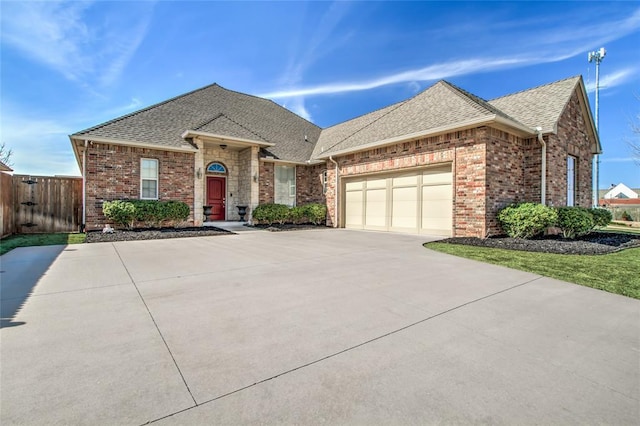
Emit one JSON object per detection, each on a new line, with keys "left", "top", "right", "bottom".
{"left": 1, "top": 230, "right": 638, "bottom": 425}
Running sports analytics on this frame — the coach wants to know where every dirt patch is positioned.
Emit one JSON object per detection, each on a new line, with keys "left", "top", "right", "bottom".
{"left": 86, "top": 227, "right": 232, "bottom": 243}
{"left": 438, "top": 232, "right": 640, "bottom": 255}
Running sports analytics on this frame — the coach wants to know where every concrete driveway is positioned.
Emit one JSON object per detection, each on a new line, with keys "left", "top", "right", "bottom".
{"left": 1, "top": 229, "right": 638, "bottom": 424}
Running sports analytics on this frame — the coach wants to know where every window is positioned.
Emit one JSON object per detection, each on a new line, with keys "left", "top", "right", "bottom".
{"left": 322, "top": 170, "right": 328, "bottom": 195}
{"left": 207, "top": 162, "right": 226, "bottom": 174}
{"left": 141, "top": 158, "right": 158, "bottom": 199}
{"left": 275, "top": 165, "right": 296, "bottom": 206}
{"left": 567, "top": 156, "right": 576, "bottom": 206}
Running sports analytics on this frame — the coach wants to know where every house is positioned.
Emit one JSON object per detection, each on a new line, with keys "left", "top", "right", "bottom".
{"left": 70, "top": 75, "right": 600, "bottom": 237}
{"left": 601, "top": 183, "right": 639, "bottom": 200}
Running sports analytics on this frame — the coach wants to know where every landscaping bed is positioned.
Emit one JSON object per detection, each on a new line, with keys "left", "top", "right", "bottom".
{"left": 249, "top": 223, "right": 330, "bottom": 232}
{"left": 438, "top": 231, "right": 640, "bottom": 255}
{"left": 86, "top": 227, "right": 231, "bottom": 243}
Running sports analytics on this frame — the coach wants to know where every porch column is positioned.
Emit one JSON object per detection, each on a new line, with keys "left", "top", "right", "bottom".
{"left": 249, "top": 146, "right": 260, "bottom": 220}
{"left": 194, "top": 138, "right": 205, "bottom": 225}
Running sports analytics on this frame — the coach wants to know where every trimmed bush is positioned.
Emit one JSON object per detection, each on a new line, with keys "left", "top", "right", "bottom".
{"left": 102, "top": 200, "right": 136, "bottom": 228}
{"left": 252, "top": 203, "right": 290, "bottom": 225}
{"left": 590, "top": 208, "right": 612, "bottom": 228}
{"left": 621, "top": 211, "right": 633, "bottom": 221}
{"left": 288, "top": 206, "right": 306, "bottom": 224}
{"left": 556, "top": 206, "right": 594, "bottom": 239}
{"left": 302, "top": 203, "right": 327, "bottom": 225}
{"left": 102, "top": 200, "right": 190, "bottom": 228}
{"left": 497, "top": 202, "right": 558, "bottom": 239}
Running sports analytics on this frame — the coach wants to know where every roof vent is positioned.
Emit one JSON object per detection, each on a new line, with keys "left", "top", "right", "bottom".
{"left": 304, "top": 134, "right": 308, "bottom": 142}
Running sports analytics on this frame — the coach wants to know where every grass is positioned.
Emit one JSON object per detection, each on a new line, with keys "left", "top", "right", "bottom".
{"left": 426, "top": 242, "right": 640, "bottom": 299}
{"left": 603, "top": 223, "right": 640, "bottom": 235}
{"left": 0, "top": 233, "right": 86, "bottom": 256}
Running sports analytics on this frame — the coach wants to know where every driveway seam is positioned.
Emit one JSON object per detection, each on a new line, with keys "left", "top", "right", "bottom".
{"left": 145, "top": 275, "right": 544, "bottom": 424}
{"left": 112, "top": 243, "right": 198, "bottom": 408}
{"left": 0, "top": 282, "right": 133, "bottom": 301}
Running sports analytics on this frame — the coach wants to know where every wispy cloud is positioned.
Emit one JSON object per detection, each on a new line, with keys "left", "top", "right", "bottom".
{"left": 262, "top": 7, "right": 640, "bottom": 100}
{"left": 586, "top": 68, "right": 637, "bottom": 93}
{"left": 601, "top": 157, "right": 637, "bottom": 163}
{"left": 0, "top": 1, "right": 154, "bottom": 88}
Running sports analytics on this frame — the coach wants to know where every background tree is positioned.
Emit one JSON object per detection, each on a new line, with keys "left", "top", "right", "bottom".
{"left": 0, "top": 142, "right": 13, "bottom": 167}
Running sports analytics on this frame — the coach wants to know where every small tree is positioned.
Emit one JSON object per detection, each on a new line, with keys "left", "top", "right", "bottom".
{"left": 0, "top": 142, "right": 13, "bottom": 167}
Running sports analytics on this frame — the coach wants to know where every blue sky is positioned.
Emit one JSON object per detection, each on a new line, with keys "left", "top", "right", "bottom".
{"left": 1, "top": 1, "right": 639, "bottom": 188}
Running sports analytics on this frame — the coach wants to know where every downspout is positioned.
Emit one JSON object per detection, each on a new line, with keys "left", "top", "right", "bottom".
{"left": 535, "top": 127, "right": 546, "bottom": 205}
{"left": 82, "top": 140, "right": 88, "bottom": 231}
{"left": 328, "top": 156, "right": 339, "bottom": 228}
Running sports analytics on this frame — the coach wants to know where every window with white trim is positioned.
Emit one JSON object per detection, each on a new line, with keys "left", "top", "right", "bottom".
{"left": 141, "top": 158, "right": 159, "bottom": 200}
{"left": 322, "top": 170, "right": 328, "bottom": 195}
{"left": 567, "top": 156, "right": 576, "bottom": 206}
{"left": 275, "top": 165, "right": 296, "bottom": 206}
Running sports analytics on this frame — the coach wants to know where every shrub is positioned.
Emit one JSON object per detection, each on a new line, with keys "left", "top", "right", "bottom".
{"left": 497, "top": 202, "right": 557, "bottom": 239}
{"left": 621, "top": 210, "right": 633, "bottom": 221}
{"left": 252, "top": 203, "right": 290, "bottom": 225}
{"left": 288, "top": 206, "right": 306, "bottom": 224}
{"left": 556, "top": 206, "right": 594, "bottom": 239}
{"left": 102, "top": 200, "right": 190, "bottom": 228}
{"left": 302, "top": 203, "right": 327, "bottom": 225}
{"left": 590, "top": 208, "right": 612, "bottom": 228}
{"left": 102, "top": 200, "right": 136, "bottom": 228}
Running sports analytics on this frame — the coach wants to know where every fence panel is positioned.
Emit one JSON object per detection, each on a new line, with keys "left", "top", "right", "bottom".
{"left": 13, "top": 175, "right": 82, "bottom": 234}
{"left": 1, "top": 172, "right": 14, "bottom": 237}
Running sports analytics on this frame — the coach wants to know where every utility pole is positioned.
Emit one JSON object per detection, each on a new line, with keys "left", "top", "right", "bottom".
{"left": 588, "top": 47, "right": 605, "bottom": 206}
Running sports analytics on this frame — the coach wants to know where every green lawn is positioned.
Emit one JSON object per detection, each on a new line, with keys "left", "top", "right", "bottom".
{"left": 0, "top": 233, "right": 86, "bottom": 256}
{"left": 425, "top": 242, "right": 640, "bottom": 299}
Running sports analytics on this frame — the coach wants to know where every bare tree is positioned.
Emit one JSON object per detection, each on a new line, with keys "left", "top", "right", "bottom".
{"left": 0, "top": 142, "right": 13, "bottom": 167}
{"left": 630, "top": 113, "right": 640, "bottom": 165}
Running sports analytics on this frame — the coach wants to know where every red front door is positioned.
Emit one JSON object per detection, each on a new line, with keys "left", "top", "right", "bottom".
{"left": 206, "top": 177, "right": 226, "bottom": 221}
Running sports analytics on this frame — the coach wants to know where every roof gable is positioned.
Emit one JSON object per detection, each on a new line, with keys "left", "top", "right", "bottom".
{"left": 72, "top": 83, "right": 321, "bottom": 162}
{"left": 313, "top": 80, "right": 529, "bottom": 158}
{"left": 488, "top": 76, "right": 581, "bottom": 134}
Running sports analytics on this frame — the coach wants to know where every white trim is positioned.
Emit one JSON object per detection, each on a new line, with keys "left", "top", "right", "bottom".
{"left": 182, "top": 130, "right": 275, "bottom": 147}
{"left": 315, "top": 115, "right": 536, "bottom": 159}
{"left": 140, "top": 158, "right": 159, "bottom": 200}
{"left": 70, "top": 135, "right": 197, "bottom": 152}
{"left": 260, "top": 157, "right": 315, "bottom": 166}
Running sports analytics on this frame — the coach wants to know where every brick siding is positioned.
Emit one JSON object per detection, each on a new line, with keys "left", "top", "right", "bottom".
{"left": 85, "top": 143, "right": 194, "bottom": 229}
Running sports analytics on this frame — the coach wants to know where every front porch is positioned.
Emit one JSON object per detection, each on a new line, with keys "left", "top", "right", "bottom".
{"left": 189, "top": 134, "right": 270, "bottom": 225}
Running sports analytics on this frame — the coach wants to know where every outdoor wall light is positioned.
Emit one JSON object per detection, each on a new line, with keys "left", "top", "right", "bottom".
{"left": 196, "top": 168, "right": 202, "bottom": 179}
{"left": 220, "top": 144, "right": 227, "bottom": 150}
{"left": 253, "top": 173, "right": 258, "bottom": 182}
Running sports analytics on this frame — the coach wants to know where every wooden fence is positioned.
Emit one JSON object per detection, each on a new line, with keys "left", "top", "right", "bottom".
{"left": 1, "top": 172, "right": 13, "bottom": 237}
{"left": 1, "top": 175, "right": 83, "bottom": 235}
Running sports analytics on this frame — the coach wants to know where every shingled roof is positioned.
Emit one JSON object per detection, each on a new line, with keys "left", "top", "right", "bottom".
{"left": 488, "top": 75, "right": 582, "bottom": 133}
{"left": 72, "top": 76, "right": 595, "bottom": 162}
{"left": 72, "top": 83, "right": 321, "bottom": 162}
{"left": 312, "top": 80, "right": 532, "bottom": 158}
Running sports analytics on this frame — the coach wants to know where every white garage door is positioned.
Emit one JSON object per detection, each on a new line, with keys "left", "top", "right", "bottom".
{"left": 344, "top": 165, "right": 452, "bottom": 235}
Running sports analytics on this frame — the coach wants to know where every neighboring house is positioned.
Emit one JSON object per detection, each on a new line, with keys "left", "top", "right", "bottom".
{"left": 70, "top": 75, "right": 600, "bottom": 237}
{"left": 602, "top": 183, "right": 639, "bottom": 199}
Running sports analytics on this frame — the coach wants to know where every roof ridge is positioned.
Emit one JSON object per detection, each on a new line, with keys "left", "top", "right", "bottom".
{"left": 319, "top": 99, "right": 410, "bottom": 154}
{"left": 322, "top": 98, "right": 406, "bottom": 130}
{"left": 192, "top": 113, "right": 224, "bottom": 131}
{"left": 73, "top": 83, "right": 222, "bottom": 136}
{"left": 217, "top": 112, "right": 270, "bottom": 142}
{"left": 220, "top": 84, "right": 322, "bottom": 130}
{"left": 489, "top": 75, "right": 580, "bottom": 101}
{"left": 441, "top": 80, "right": 515, "bottom": 120}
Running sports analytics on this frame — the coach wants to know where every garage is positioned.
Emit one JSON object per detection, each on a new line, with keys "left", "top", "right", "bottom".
{"left": 344, "top": 165, "right": 452, "bottom": 235}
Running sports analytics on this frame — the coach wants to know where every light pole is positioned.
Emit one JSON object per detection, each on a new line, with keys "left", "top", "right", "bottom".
{"left": 588, "top": 47, "right": 605, "bottom": 206}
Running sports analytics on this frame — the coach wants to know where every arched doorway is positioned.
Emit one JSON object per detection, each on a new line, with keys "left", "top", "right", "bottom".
{"left": 205, "top": 162, "right": 227, "bottom": 221}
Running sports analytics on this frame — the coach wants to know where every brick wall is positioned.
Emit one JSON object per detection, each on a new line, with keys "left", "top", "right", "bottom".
{"left": 259, "top": 161, "right": 274, "bottom": 204}
{"left": 546, "top": 89, "right": 594, "bottom": 207}
{"left": 296, "top": 163, "right": 326, "bottom": 205}
{"left": 484, "top": 128, "right": 527, "bottom": 236}
{"left": 85, "top": 143, "right": 194, "bottom": 229}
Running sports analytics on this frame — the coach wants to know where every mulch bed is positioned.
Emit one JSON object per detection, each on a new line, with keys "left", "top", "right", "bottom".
{"left": 248, "top": 223, "right": 331, "bottom": 232}
{"left": 86, "top": 227, "right": 232, "bottom": 243}
{"left": 438, "top": 232, "right": 640, "bottom": 255}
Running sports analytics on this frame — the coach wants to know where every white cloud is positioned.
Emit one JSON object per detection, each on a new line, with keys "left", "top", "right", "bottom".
{"left": 0, "top": 1, "right": 153, "bottom": 88}
{"left": 283, "top": 97, "right": 312, "bottom": 122}
{"left": 601, "top": 157, "right": 637, "bottom": 163}
{"left": 262, "top": 7, "right": 640, "bottom": 100}
{"left": 585, "top": 68, "right": 637, "bottom": 93}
